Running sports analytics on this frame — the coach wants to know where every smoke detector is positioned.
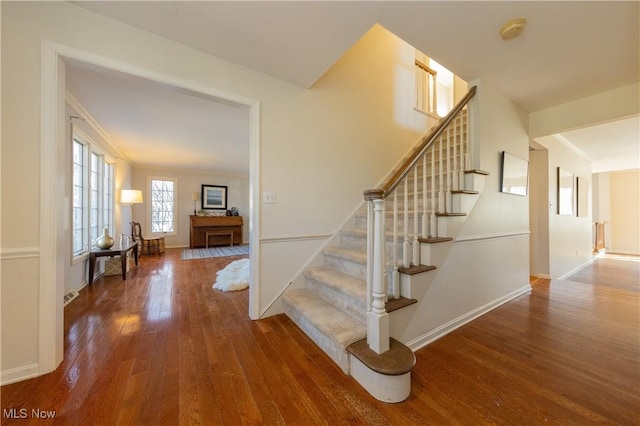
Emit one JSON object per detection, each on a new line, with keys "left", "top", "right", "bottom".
{"left": 500, "top": 18, "right": 526, "bottom": 40}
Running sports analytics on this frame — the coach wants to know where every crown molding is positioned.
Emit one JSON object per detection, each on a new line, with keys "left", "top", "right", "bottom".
{"left": 65, "top": 91, "right": 130, "bottom": 162}
{"left": 551, "top": 133, "right": 591, "bottom": 162}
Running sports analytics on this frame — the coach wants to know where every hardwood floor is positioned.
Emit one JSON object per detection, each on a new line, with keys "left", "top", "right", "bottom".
{"left": 2, "top": 251, "right": 638, "bottom": 425}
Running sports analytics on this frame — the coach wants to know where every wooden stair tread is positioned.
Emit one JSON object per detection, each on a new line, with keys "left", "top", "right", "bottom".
{"left": 398, "top": 264, "right": 436, "bottom": 275}
{"left": 347, "top": 338, "right": 416, "bottom": 376}
{"left": 451, "top": 189, "right": 479, "bottom": 194}
{"left": 435, "top": 212, "right": 466, "bottom": 217}
{"left": 386, "top": 296, "right": 417, "bottom": 312}
{"left": 464, "top": 169, "right": 490, "bottom": 175}
{"left": 418, "top": 237, "right": 453, "bottom": 244}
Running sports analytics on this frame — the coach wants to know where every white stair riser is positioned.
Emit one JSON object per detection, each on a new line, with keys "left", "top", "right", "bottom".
{"left": 451, "top": 192, "right": 479, "bottom": 214}
{"left": 437, "top": 215, "right": 466, "bottom": 238}
{"left": 419, "top": 241, "right": 452, "bottom": 267}
{"left": 399, "top": 267, "right": 435, "bottom": 300}
{"left": 465, "top": 173, "right": 486, "bottom": 192}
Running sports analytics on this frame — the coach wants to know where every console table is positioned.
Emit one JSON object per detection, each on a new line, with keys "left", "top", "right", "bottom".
{"left": 190, "top": 215, "right": 243, "bottom": 248}
{"left": 88, "top": 241, "right": 139, "bottom": 285}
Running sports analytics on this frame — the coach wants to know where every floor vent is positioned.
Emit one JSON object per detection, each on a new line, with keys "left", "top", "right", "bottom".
{"left": 64, "top": 290, "right": 79, "bottom": 306}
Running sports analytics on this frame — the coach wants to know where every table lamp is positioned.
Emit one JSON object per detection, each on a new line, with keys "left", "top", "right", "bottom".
{"left": 192, "top": 191, "right": 199, "bottom": 215}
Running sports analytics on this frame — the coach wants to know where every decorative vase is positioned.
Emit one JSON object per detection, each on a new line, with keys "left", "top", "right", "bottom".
{"left": 96, "top": 228, "right": 114, "bottom": 249}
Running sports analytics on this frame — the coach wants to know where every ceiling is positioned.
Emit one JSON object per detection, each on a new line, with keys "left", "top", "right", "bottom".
{"left": 65, "top": 1, "right": 639, "bottom": 173}
{"left": 66, "top": 59, "right": 250, "bottom": 173}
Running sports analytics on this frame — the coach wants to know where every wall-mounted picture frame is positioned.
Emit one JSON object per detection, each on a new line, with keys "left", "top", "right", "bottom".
{"left": 500, "top": 151, "right": 529, "bottom": 196}
{"left": 201, "top": 184, "right": 227, "bottom": 210}
{"left": 557, "top": 167, "right": 574, "bottom": 215}
{"left": 576, "top": 176, "right": 588, "bottom": 217}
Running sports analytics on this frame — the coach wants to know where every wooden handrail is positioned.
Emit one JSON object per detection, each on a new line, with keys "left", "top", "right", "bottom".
{"left": 365, "top": 86, "right": 477, "bottom": 200}
{"left": 415, "top": 59, "right": 437, "bottom": 76}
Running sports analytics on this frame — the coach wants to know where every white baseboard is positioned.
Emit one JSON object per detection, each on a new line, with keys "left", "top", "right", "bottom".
{"left": 1, "top": 363, "right": 39, "bottom": 386}
{"left": 406, "top": 284, "right": 532, "bottom": 352}
{"left": 557, "top": 257, "right": 596, "bottom": 281}
{"left": 606, "top": 249, "right": 640, "bottom": 256}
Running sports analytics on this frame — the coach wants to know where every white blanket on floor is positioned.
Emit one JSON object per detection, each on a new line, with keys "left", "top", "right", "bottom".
{"left": 213, "top": 258, "right": 249, "bottom": 291}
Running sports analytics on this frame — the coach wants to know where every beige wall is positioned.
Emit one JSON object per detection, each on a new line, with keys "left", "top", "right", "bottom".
{"left": 609, "top": 170, "right": 640, "bottom": 255}
{"left": 1, "top": 3, "right": 433, "bottom": 379}
{"left": 131, "top": 166, "right": 250, "bottom": 248}
{"left": 529, "top": 148, "right": 550, "bottom": 277}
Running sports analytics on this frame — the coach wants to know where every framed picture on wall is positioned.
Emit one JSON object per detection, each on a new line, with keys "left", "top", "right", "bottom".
{"left": 201, "top": 184, "right": 227, "bottom": 210}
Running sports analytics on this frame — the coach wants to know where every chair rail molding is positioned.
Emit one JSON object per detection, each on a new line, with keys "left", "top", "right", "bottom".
{"left": 0, "top": 247, "right": 41, "bottom": 260}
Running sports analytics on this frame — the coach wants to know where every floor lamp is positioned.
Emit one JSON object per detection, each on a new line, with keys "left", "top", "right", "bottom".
{"left": 120, "top": 189, "right": 143, "bottom": 235}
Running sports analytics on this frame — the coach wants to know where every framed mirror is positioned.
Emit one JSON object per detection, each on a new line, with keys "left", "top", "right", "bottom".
{"left": 500, "top": 151, "right": 529, "bottom": 196}
{"left": 557, "top": 167, "right": 574, "bottom": 215}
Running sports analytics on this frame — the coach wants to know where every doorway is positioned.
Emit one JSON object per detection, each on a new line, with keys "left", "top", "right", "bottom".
{"left": 529, "top": 144, "right": 551, "bottom": 278}
{"left": 40, "top": 42, "right": 261, "bottom": 374}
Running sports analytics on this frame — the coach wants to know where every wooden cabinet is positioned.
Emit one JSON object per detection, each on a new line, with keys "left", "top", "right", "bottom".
{"left": 189, "top": 215, "right": 243, "bottom": 248}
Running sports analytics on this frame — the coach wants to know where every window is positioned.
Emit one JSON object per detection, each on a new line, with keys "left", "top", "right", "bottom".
{"left": 415, "top": 51, "right": 456, "bottom": 117}
{"left": 428, "top": 59, "right": 454, "bottom": 117}
{"left": 71, "top": 131, "right": 114, "bottom": 260}
{"left": 72, "top": 140, "right": 87, "bottom": 256}
{"left": 149, "top": 177, "right": 177, "bottom": 234}
{"left": 415, "top": 58, "right": 438, "bottom": 115}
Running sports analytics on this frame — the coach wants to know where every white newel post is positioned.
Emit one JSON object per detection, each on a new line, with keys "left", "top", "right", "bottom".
{"left": 363, "top": 190, "right": 390, "bottom": 355}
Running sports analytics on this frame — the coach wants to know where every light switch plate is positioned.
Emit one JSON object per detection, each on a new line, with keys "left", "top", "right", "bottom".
{"left": 263, "top": 191, "right": 276, "bottom": 204}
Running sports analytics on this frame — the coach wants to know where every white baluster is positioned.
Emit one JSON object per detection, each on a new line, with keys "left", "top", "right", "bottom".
{"left": 421, "top": 154, "right": 428, "bottom": 238}
{"left": 412, "top": 167, "right": 420, "bottom": 266}
{"left": 430, "top": 146, "right": 437, "bottom": 238}
{"left": 445, "top": 127, "right": 452, "bottom": 213}
{"left": 402, "top": 178, "right": 410, "bottom": 268}
{"left": 452, "top": 115, "right": 459, "bottom": 191}
{"left": 392, "top": 189, "right": 399, "bottom": 299}
{"left": 438, "top": 137, "right": 445, "bottom": 213}
{"left": 368, "top": 198, "right": 389, "bottom": 354}
{"left": 465, "top": 107, "right": 472, "bottom": 171}
{"left": 366, "top": 200, "right": 373, "bottom": 312}
{"left": 459, "top": 114, "right": 466, "bottom": 189}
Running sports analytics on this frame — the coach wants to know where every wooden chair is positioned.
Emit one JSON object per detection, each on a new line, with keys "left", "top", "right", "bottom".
{"left": 130, "top": 222, "right": 162, "bottom": 257}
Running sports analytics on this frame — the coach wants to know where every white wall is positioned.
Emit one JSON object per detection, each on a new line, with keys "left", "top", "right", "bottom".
{"left": 529, "top": 83, "right": 640, "bottom": 138}
{"left": 131, "top": 166, "right": 250, "bottom": 247}
{"left": 390, "top": 80, "right": 533, "bottom": 347}
{"left": 1, "top": 3, "right": 432, "bottom": 379}
{"left": 535, "top": 135, "right": 593, "bottom": 278}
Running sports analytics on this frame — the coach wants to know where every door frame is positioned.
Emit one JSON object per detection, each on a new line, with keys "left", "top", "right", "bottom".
{"left": 40, "top": 40, "right": 262, "bottom": 374}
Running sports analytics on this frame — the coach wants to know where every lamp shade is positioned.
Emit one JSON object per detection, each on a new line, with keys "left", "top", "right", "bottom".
{"left": 121, "top": 189, "right": 143, "bottom": 204}
{"left": 192, "top": 191, "right": 200, "bottom": 201}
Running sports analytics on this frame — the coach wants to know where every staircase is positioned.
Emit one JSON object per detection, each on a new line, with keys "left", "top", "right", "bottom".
{"left": 282, "top": 87, "right": 484, "bottom": 403}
